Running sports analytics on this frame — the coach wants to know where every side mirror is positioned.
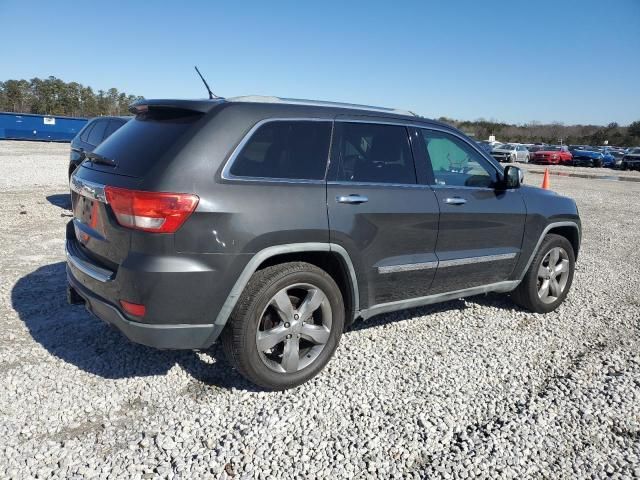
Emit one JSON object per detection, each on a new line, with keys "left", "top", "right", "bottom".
{"left": 502, "top": 165, "right": 523, "bottom": 189}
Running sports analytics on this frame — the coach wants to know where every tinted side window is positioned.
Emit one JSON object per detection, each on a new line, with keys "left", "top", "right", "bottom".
{"left": 420, "top": 129, "right": 496, "bottom": 188}
{"left": 229, "top": 121, "right": 331, "bottom": 180}
{"left": 80, "top": 122, "right": 95, "bottom": 143}
{"left": 104, "top": 119, "right": 125, "bottom": 140}
{"left": 335, "top": 123, "right": 416, "bottom": 184}
{"left": 87, "top": 120, "right": 108, "bottom": 146}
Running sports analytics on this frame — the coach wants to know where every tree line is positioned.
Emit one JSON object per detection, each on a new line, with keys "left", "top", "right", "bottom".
{"left": 1, "top": 76, "right": 639, "bottom": 146}
{"left": 0, "top": 77, "right": 143, "bottom": 118}
{"left": 439, "top": 117, "right": 640, "bottom": 147}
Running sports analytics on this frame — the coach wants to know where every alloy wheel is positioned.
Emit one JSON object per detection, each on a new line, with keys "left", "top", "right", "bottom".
{"left": 255, "top": 283, "right": 332, "bottom": 373}
{"left": 537, "top": 247, "right": 570, "bottom": 304}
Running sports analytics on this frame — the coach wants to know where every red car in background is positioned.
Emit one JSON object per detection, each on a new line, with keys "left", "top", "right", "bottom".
{"left": 532, "top": 145, "right": 573, "bottom": 165}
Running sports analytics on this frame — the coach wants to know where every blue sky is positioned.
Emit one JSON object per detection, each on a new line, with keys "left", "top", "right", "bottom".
{"left": 1, "top": 0, "right": 638, "bottom": 125}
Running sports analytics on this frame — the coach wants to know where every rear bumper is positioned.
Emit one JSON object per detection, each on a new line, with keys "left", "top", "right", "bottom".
{"left": 67, "top": 266, "right": 223, "bottom": 349}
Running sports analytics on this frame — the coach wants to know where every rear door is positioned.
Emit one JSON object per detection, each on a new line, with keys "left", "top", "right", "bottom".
{"left": 416, "top": 128, "right": 526, "bottom": 293}
{"left": 327, "top": 119, "right": 440, "bottom": 308}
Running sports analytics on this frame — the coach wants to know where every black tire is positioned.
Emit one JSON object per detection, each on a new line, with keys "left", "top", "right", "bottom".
{"left": 222, "top": 262, "right": 344, "bottom": 390}
{"left": 511, "top": 234, "right": 575, "bottom": 314}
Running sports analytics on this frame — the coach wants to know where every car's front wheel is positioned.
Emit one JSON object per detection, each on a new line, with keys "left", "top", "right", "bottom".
{"left": 511, "top": 234, "right": 575, "bottom": 313}
{"left": 222, "top": 262, "right": 344, "bottom": 390}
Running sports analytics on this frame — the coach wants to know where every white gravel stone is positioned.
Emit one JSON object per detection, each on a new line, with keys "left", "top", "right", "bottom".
{"left": 0, "top": 140, "right": 639, "bottom": 478}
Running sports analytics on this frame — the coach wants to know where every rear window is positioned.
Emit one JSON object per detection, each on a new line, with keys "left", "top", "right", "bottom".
{"left": 229, "top": 120, "right": 332, "bottom": 180}
{"left": 88, "top": 109, "right": 202, "bottom": 178}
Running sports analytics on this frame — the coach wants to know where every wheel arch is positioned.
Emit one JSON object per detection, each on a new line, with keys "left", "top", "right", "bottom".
{"left": 547, "top": 225, "right": 580, "bottom": 259}
{"left": 214, "top": 243, "right": 359, "bottom": 329}
{"left": 517, "top": 221, "right": 581, "bottom": 281}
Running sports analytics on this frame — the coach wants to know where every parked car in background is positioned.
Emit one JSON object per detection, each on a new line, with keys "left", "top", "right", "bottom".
{"left": 491, "top": 143, "right": 529, "bottom": 163}
{"left": 65, "top": 95, "right": 581, "bottom": 389}
{"left": 621, "top": 148, "right": 640, "bottom": 170}
{"left": 568, "top": 146, "right": 604, "bottom": 168}
{"left": 527, "top": 145, "right": 546, "bottom": 157}
{"left": 596, "top": 149, "right": 617, "bottom": 168}
{"left": 532, "top": 145, "right": 573, "bottom": 165}
{"left": 476, "top": 140, "right": 494, "bottom": 154}
{"left": 606, "top": 150, "right": 625, "bottom": 169}
{"left": 69, "top": 116, "right": 130, "bottom": 178}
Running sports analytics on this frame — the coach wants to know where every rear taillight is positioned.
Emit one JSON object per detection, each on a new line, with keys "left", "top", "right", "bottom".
{"left": 104, "top": 186, "right": 199, "bottom": 233}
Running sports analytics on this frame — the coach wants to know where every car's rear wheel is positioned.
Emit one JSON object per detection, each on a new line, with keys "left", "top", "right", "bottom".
{"left": 511, "top": 234, "right": 575, "bottom": 314}
{"left": 222, "top": 262, "right": 344, "bottom": 390}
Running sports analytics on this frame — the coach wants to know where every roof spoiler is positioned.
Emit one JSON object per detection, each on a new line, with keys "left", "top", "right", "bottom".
{"left": 129, "top": 98, "right": 224, "bottom": 115}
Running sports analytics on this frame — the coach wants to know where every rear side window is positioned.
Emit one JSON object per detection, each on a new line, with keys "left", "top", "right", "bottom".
{"left": 104, "top": 119, "right": 125, "bottom": 140}
{"left": 87, "top": 119, "right": 108, "bottom": 146}
{"left": 79, "top": 122, "right": 95, "bottom": 143}
{"left": 229, "top": 121, "right": 332, "bottom": 180}
{"left": 334, "top": 122, "right": 416, "bottom": 184}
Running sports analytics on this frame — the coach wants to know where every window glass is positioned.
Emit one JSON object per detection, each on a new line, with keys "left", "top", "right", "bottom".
{"left": 104, "top": 119, "right": 125, "bottom": 140}
{"left": 87, "top": 119, "right": 108, "bottom": 146}
{"left": 335, "top": 123, "right": 416, "bottom": 184}
{"left": 80, "top": 122, "right": 95, "bottom": 143}
{"left": 229, "top": 121, "right": 331, "bottom": 180}
{"left": 420, "top": 129, "right": 496, "bottom": 188}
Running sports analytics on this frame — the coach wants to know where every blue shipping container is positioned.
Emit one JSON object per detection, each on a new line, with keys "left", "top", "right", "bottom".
{"left": 0, "top": 112, "right": 88, "bottom": 142}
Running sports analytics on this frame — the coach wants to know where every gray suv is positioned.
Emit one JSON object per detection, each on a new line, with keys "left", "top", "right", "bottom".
{"left": 66, "top": 96, "right": 581, "bottom": 390}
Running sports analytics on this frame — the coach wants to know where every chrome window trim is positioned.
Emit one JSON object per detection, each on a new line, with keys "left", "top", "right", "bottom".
{"left": 328, "top": 181, "right": 431, "bottom": 189}
{"left": 333, "top": 119, "right": 504, "bottom": 179}
{"left": 221, "top": 117, "right": 503, "bottom": 186}
{"left": 220, "top": 118, "right": 334, "bottom": 184}
{"left": 69, "top": 175, "right": 107, "bottom": 203}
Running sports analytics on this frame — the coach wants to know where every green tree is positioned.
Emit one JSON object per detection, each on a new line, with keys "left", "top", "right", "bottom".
{"left": 0, "top": 77, "right": 143, "bottom": 117}
{"left": 628, "top": 121, "right": 640, "bottom": 138}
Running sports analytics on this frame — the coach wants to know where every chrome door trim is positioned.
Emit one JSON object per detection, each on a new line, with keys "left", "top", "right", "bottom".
{"left": 438, "top": 252, "right": 517, "bottom": 268}
{"left": 377, "top": 252, "right": 516, "bottom": 274}
{"left": 359, "top": 280, "right": 519, "bottom": 320}
{"left": 377, "top": 261, "right": 438, "bottom": 274}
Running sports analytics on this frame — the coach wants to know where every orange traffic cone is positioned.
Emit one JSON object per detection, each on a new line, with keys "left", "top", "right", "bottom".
{"left": 541, "top": 168, "right": 550, "bottom": 190}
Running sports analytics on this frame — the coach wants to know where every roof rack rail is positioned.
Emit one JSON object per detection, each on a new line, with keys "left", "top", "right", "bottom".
{"left": 226, "top": 95, "right": 418, "bottom": 117}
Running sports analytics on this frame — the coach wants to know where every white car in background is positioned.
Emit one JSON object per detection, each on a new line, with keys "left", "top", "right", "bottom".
{"left": 491, "top": 143, "right": 529, "bottom": 163}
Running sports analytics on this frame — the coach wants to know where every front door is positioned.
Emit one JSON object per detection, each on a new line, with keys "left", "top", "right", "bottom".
{"left": 327, "top": 120, "right": 440, "bottom": 308}
{"left": 415, "top": 128, "right": 526, "bottom": 294}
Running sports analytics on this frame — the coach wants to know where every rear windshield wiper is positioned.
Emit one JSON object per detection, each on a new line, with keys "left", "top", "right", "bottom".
{"left": 85, "top": 151, "right": 116, "bottom": 167}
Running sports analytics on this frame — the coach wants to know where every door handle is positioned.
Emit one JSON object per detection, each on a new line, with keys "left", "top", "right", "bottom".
{"left": 444, "top": 197, "right": 467, "bottom": 205}
{"left": 336, "top": 194, "right": 369, "bottom": 204}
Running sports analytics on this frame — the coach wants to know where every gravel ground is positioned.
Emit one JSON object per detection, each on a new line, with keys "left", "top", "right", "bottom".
{"left": 1, "top": 140, "right": 639, "bottom": 479}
